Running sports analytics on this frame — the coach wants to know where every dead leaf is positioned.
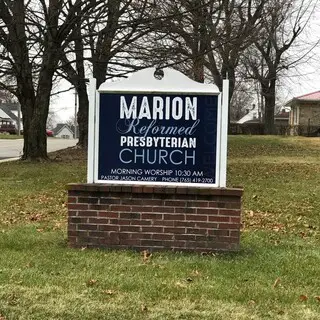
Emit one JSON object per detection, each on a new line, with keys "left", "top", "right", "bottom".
{"left": 175, "top": 281, "right": 187, "bottom": 288}
{"left": 248, "top": 300, "right": 256, "bottom": 305}
{"left": 86, "top": 279, "right": 97, "bottom": 286}
{"left": 299, "top": 294, "right": 308, "bottom": 302}
{"left": 102, "top": 289, "right": 115, "bottom": 295}
{"left": 142, "top": 250, "right": 152, "bottom": 263}
{"left": 141, "top": 305, "right": 148, "bottom": 312}
{"left": 315, "top": 296, "right": 320, "bottom": 302}
{"left": 273, "top": 277, "right": 281, "bottom": 288}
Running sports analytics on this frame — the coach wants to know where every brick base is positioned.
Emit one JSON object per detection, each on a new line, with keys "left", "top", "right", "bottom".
{"left": 67, "top": 184, "right": 243, "bottom": 253}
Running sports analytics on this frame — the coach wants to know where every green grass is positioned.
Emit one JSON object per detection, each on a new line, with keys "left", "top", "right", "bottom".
{"left": 0, "top": 135, "right": 23, "bottom": 139}
{"left": 0, "top": 136, "right": 320, "bottom": 319}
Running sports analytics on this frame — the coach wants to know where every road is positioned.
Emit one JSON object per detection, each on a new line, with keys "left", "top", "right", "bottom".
{"left": 0, "top": 138, "right": 78, "bottom": 161}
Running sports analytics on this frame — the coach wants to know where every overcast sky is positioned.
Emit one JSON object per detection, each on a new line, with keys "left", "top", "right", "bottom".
{"left": 50, "top": 6, "right": 320, "bottom": 122}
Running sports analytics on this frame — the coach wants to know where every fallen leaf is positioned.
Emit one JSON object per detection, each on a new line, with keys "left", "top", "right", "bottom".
{"left": 315, "top": 296, "right": 320, "bottom": 302}
{"left": 299, "top": 294, "right": 308, "bottom": 302}
{"left": 186, "top": 277, "right": 193, "bottom": 282}
{"left": 141, "top": 305, "right": 148, "bottom": 312}
{"left": 248, "top": 300, "right": 256, "bottom": 305}
{"left": 175, "top": 281, "right": 187, "bottom": 288}
{"left": 102, "top": 289, "right": 115, "bottom": 295}
{"left": 87, "top": 279, "right": 97, "bottom": 286}
{"left": 273, "top": 277, "right": 281, "bottom": 288}
{"left": 142, "top": 250, "right": 152, "bottom": 263}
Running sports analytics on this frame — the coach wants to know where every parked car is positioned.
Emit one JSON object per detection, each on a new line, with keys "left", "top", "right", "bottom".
{"left": 0, "top": 119, "right": 17, "bottom": 134}
{"left": 46, "top": 129, "right": 54, "bottom": 137}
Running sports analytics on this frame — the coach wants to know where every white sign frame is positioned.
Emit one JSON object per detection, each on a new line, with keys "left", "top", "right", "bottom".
{"left": 87, "top": 68, "right": 228, "bottom": 188}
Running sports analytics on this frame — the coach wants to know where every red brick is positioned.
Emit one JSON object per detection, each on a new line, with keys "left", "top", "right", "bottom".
{"left": 88, "top": 231, "right": 104, "bottom": 237}
{"left": 230, "top": 230, "right": 240, "bottom": 238}
{"left": 78, "top": 224, "right": 97, "bottom": 231}
{"left": 141, "top": 213, "right": 163, "bottom": 220}
{"left": 163, "top": 213, "right": 185, "bottom": 221}
{"left": 174, "top": 220, "right": 197, "bottom": 228}
{"left": 152, "top": 233, "right": 174, "bottom": 240}
{"left": 119, "top": 212, "right": 141, "bottom": 219}
{"left": 77, "top": 210, "right": 98, "bottom": 217}
{"left": 187, "top": 201, "right": 209, "bottom": 208}
{"left": 121, "top": 239, "right": 141, "bottom": 246}
{"left": 121, "top": 199, "right": 142, "bottom": 205}
{"left": 88, "top": 218, "right": 108, "bottom": 224}
{"left": 143, "top": 186, "right": 154, "bottom": 193}
{"left": 194, "top": 222, "right": 218, "bottom": 229}
{"left": 100, "top": 198, "right": 121, "bottom": 205}
{"left": 231, "top": 217, "right": 241, "bottom": 223}
{"left": 120, "top": 225, "right": 140, "bottom": 232}
{"left": 98, "top": 211, "right": 118, "bottom": 218}
{"left": 68, "top": 203, "right": 88, "bottom": 210}
{"left": 67, "top": 230, "right": 78, "bottom": 237}
{"left": 174, "top": 234, "right": 196, "bottom": 241}
{"left": 68, "top": 196, "right": 77, "bottom": 203}
{"left": 208, "top": 216, "right": 230, "bottom": 223}
{"left": 141, "top": 226, "right": 163, "bottom": 233}
{"left": 164, "top": 200, "right": 186, "bottom": 207}
{"left": 78, "top": 197, "right": 99, "bottom": 204}
{"left": 186, "top": 214, "right": 208, "bottom": 221}
{"left": 153, "top": 220, "right": 174, "bottom": 227}
{"left": 68, "top": 223, "right": 76, "bottom": 231}
{"left": 219, "top": 209, "right": 240, "bottom": 217}
{"left": 164, "top": 227, "right": 185, "bottom": 234}
{"left": 130, "top": 219, "right": 151, "bottom": 226}
{"left": 98, "top": 225, "right": 120, "bottom": 232}
{"left": 219, "top": 223, "right": 241, "bottom": 230}
{"left": 131, "top": 206, "right": 152, "bottom": 213}
{"left": 152, "top": 206, "right": 175, "bottom": 213}
{"left": 197, "top": 208, "right": 219, "bottom": 214}
{"left": 140, "top": 240, "right": 164, "bottom": 247}
{"left": 89, "top": 204, "right": 109, "bottom": 210}
{"left": 175, "top": 207, "right": 196, "bottom": 214}
{"left": 186, "top": 228, "right": 202, "bottom": 235}
{"left": 110, "top": 205, "right": 131, "bottom": 212}
{"left": 208, "top": 229, "right": 230, "bottom": 237}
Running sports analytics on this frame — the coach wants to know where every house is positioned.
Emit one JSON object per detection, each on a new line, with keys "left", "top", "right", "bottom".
{"left": 237, "top": 104, "right": 261, "bottom": 124}
{"left": 0, "top": 103, "right": 21, "bottom": 125}
{"left": 53, "top": 123, "right": 74, "bottom": 139}
{"left": 286, "top": 91, "right": 320, "bottom": 136}
{"left": 234, "top": 104, "right": 289, "bottom": 135}
{"left": 0, "top": 103, "right": 22, "bottom": 134}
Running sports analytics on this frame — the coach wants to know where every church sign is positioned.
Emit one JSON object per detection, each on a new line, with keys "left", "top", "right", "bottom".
{"left": 87, "top": 68, "right": 229, "bottom": 187}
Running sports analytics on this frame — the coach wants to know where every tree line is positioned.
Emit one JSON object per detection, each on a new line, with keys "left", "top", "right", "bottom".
{"left": 0, "top": 0, "right": 317, "bottom": 160}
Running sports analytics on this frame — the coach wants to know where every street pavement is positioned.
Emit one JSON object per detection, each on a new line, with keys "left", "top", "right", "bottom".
{"left": 0, "top": 138, "right": 78, "bottom": 161}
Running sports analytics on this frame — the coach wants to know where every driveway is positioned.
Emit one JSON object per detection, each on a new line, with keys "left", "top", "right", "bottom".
{"left": 0, "top": 138, "right": 78, "bottom": 161}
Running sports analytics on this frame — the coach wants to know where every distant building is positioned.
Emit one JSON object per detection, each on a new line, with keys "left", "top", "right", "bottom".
{"left": 286, "top": 91, "right": 320, "bottom": 136}
{"left": 53, "top": 123, "right": 74, "bottom": 139}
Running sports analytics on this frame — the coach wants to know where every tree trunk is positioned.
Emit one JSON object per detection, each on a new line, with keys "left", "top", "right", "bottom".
{"left": 77, "top": 82, "right": 89, "bottom": 148}
{"left": 262, "top": 80, "right": 276, "bottom": 135}
{"left": 22, "top": 104, "right": 48, "bottom": 160}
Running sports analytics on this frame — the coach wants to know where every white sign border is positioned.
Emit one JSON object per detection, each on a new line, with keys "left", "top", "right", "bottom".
{"left": 87, "top": 68, "right": 228, "bottom": 188}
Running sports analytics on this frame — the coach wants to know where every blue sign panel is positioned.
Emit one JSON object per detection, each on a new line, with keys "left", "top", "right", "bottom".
{"left": 98, "top": 93, "right": 218, "bottom": 184}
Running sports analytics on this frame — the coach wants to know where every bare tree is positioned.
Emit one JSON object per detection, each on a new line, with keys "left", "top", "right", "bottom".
{"left": 58, "top": 0, "right": 155, "bottom": 148}
{"left": 242, "top": 0, "right": 316, "bottom": 134}
{"left": 0, "top": 0, "right": 104, "bottom": 160}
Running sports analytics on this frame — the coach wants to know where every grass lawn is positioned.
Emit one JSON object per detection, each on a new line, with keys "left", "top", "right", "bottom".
{"left": 0, "top": 136, "right": 319, "bottom": 319}
{"left": 0, "top": 135, "right": 23, "bottom": 140}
